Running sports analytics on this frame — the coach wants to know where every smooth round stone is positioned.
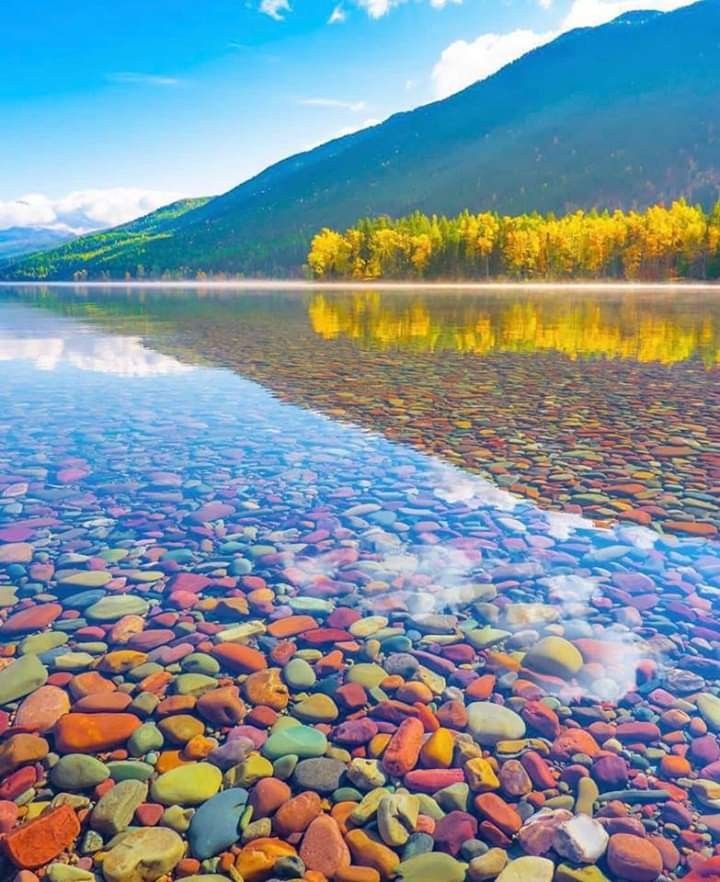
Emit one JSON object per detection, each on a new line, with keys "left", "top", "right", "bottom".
{"left": 51, "top": 754, "right": 110, "bottom": 790}
{"left": 150, "top": 762, "right": 222, "bottom": 805}
{"left": 61, "top": 590, "right": 106, "bottom": 610}
{"left": 347, "top": 663, "right": 387, "bottom": 688}
{"left": 14, "top": 685, "right": 70, "bottom": 732}
{"left": 523, "top": 637, "right": 583, "bottom": 678}
{"left": 188, "top": 788, "right": 249, "bottom": 859}
{"left": 293, "top": 694, "right": 339, "bottom": 722}
{"left": 0, "top": 653, "right": 48, "bottom": 706}
{"left": 293, "top": 757, "right": 345, "bottom": 793}
{"left": 85, "top": 595, "right": 149, "bottom": 622}
{"left": 467, "top": 702, "right": 526, "bottom": 746}
{"left": 181, "top": 653, "right": 220, "bottom": 676}
{"left": 262, "top": 725, "right": 328, "bottom": 760}
{"left": 102, "top": 827, "right": 185, "bottom": 882}
{"left": 128, "top": 723, "right": 165, "bottom": 756}
{"left": 397, "top": 853, "right": 467, "bottom": 882}
{"left": 173, "top": 673, "right": 217, "bottom": 696}
{"left": 284, "top": 658, "right": 316, "bottom": 689}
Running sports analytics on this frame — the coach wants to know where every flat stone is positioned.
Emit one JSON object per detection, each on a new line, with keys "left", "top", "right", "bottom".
{"left": 0, "top": 653, "right": 48, "bottom": 706}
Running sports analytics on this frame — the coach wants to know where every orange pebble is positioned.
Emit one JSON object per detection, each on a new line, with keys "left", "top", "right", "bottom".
{"left": 379, "top": 675, "right": 404, "bottom": 692}
{"left": 183, "top": 735, "right": 216, "bottom": 760}
{"left": 336, "top": 868, "right": 381, "bottom": 882}
{"left": 155, "top": 750, "right": 187, "bottom": 773}
{"left": 466, "top": 674, "right": 496, "bottom": 701}
{"left": 660, "top": 755, "right": 692, "bottom": 778}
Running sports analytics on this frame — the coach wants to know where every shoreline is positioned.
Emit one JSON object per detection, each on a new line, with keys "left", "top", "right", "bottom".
{"left": 2, "top": 278, "right": 720, "bottom": 292}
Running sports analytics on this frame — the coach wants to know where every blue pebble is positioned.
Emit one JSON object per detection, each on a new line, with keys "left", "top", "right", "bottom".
{"left": 188, "top": 787, "right": 249, "bottom": 859}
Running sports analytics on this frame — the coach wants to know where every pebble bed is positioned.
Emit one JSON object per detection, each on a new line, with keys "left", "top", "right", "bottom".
{"left": 1, "top": 296, "right": 720, "bottom": 882}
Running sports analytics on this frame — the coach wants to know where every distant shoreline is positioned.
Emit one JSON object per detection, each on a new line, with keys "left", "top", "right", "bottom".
{"left": 2, "top": 279, "right": 720, "bottom": 292}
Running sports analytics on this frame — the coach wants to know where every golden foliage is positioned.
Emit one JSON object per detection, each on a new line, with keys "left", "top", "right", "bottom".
{"left": 307, "top": 201, "right": 720, "bottom": 281}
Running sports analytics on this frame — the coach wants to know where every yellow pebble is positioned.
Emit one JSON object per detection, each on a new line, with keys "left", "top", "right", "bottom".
{"left": 420, "top": 727, "right": 454, "bottom": 769}
{"left": 464, "top": 757, "right": 500, "bottom": 791}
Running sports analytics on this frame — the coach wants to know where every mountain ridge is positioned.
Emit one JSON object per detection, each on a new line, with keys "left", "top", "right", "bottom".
{"left": 5, "top": 0, "right": 720, "bottom": 280}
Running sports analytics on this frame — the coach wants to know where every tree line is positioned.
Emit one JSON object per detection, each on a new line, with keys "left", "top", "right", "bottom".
{"left": 307, "top": 201, "right": 720, "bottom": 281}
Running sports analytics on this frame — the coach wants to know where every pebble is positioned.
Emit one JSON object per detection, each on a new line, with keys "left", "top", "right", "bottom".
{"left": 151, "top": 763, "right": 222, "bottom": 805}
{"left": 101, "top": 827, "right": 185, "bottom": 882}
{"left": 1, "top": 291, "right": 720, "bottom": 882}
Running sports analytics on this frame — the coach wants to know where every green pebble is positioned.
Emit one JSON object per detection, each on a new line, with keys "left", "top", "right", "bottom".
{"left": 263, "top": 725, "right": 328, "bottom": 760}
{"left": 284, "top": 657, "right": 316, "bottom": 689}
{"left": 85, "top": 594, "right": 149, "bottom": 622}
{"left": 0, "top": 653, "right": 48, "bottom": 705}
{"left": 20, "top": 631, "right": 68, "bottom": 655}
{"left": 181, "top": 653, "right": 221, "bottom": 675}
{"left": 59, "top": 570, "right": 112, "bottom": 588}
{"left": 334, "top": 786, "right": 363, "bottom": 802}
{"left": 173, "top": 673, "right": 218, "bottom": 695}
{"left": 51, "top": 754, "right": 110, "bottom": 790}
{"left": 397, "top": 853, "right": 467, "bottom": 882}
{"left": 107, "top": 760, "right": 155, "bottom": 781}
{"left": 272, "top": 755, "right": 298, "bottom": 780}
{"left": 347, "top": 663, "right": 387, "bottom": 689}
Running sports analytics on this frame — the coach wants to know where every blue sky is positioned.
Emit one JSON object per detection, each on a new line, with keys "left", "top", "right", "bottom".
{"left": 0, "top": 0, "right": 694, "bottom": 231}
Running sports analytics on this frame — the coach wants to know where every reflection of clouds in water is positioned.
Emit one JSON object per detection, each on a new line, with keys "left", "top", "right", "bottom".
{"left": 0, "top": 336, "right": 192, "bottom": 377}
{"left": 0, "top": 304, "right": 192, "bottom": 377}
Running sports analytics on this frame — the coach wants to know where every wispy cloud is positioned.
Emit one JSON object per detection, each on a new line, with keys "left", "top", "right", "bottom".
{"left": 260, "top": 0, "right": 292, "bottom": 20}
{"left": 356, "top": 0, "right": 460, "bottom": 17}
{"left": 328, "top": 4, "right": 347, "bottom": 23}
{"left": 300, "top": 97, "right": 368, "bottom": 112}
{"left": 107, "top": 72, "right": 181, "bottom": 87}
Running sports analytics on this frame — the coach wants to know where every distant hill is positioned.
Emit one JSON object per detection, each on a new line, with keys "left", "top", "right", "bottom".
{"left": 4, "top": 198, "right": 211, "bottom": 279}
{"left": 0, "top": 227, "right": 74, "bottom": 261}
{"left": 5, "top": 0, "right": 720, "bottom": 280}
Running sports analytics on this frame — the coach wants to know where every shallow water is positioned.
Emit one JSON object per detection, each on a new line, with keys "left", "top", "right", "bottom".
{"left": 1, "top": 285, "right": 719, "bottom": 704}
{"left": 3, "top": 286, "right": 720, "bottom": 879}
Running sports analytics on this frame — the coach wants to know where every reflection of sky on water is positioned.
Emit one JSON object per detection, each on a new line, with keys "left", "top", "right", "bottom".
{"left": 0, "top": 304, "right": 192, "bottom": 377}
{"left": 1, "top": 300, "right": 719, "bottom": 703}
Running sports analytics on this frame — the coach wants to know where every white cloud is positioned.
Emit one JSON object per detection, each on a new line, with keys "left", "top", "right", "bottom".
{"left": 107, "top": 72, "right": 181, "bottom": 87}
{"left": 433, "top": 29, "right": 555, "bottom": 98}
{"left": 300, "top": 97, "right": 367, "bottom": 112}
{"left": 328, "top": 4, "right": 347, "bottom": 23}
{"left": 432, "top": 0, "right": 695, "bottom": 98}
{"left": 260, "top": 0, "right": 291, "bottom": 20}
{"left": 0, "top": 188, "right": 183, "bottom": 235}
{"left": 355, "top": 0, "right": 460, "bottom": 17}
{"left": 563, "top": 0, "right": 693, "bottom": 29}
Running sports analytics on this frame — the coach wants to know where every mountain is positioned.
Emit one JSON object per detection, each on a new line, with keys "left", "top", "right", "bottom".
{"left": 0, "top": 227, "right": 74, "bottom": 260}
{"left": 5, "top": 0, "right": 720, "bottom": 280}
{"left": 3, "top": 198, "right": 211, "bottom": 279}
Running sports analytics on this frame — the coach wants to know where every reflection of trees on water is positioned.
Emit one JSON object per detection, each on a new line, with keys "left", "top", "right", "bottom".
{"left": 308, "top": 292, "right": 720, "bottom": 366}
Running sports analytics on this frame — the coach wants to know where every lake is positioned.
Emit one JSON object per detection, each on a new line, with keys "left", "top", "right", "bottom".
{"left": 1, "top": 284, "right": 720, "bottom": 879}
